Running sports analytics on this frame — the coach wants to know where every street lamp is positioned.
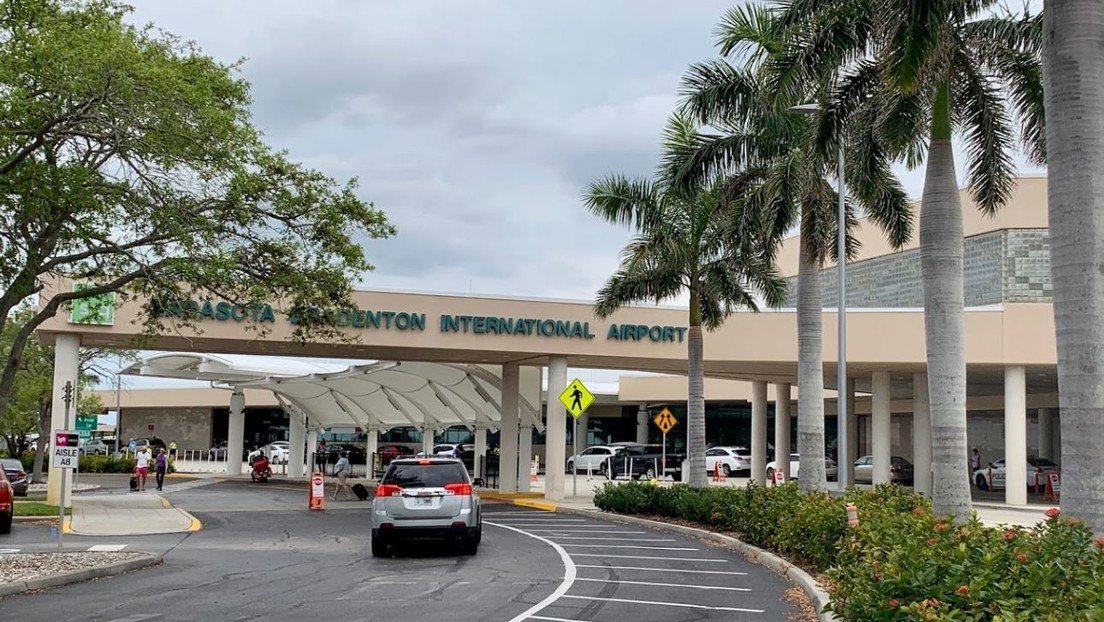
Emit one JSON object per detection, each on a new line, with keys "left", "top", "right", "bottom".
{"left": 789, "top": 102, "right": 849, "bottom": 491}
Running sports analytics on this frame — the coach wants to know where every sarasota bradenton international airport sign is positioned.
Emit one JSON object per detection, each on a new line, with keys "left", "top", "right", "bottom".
{"left": 156, "top": 299, "right": 688, "bottom": 343}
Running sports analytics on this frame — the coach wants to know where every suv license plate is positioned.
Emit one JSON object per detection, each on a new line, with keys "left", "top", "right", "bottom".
{"left": 415, "top": 497, "right": 433, "bottom": 506}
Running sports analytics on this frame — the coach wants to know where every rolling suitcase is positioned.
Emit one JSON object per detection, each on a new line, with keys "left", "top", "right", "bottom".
{"left": 351, "top": 483, "right": 370, "bottom": 501}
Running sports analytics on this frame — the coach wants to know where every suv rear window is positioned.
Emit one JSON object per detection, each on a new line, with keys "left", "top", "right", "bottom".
{"left": 384, "top": 462, "right": 467, "bottom": 488}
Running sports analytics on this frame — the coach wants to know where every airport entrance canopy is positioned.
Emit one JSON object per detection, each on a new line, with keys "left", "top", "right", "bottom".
{"left": 123, "top": 353, "right": 542, "bottom": 432}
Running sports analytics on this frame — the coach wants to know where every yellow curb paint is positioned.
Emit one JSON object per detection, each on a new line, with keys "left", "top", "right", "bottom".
{"left": 480, "top": 491, "right": 545, "bottom": 501}
{"left": 513, "top": 498, "right": 557, "bottom": 512}
{"left": 62, "top": 518, "right": 73, "bottom": 534}
{"left": 159, "top": 497, "right": 171, "bottom": 508}
{"left": 186, "top": 516, "right": 202, "bottom": 532}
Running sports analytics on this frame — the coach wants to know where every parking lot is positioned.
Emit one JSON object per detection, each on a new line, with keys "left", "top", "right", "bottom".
{"left": 0, "top": 479, "right": 803, "bottom": 621}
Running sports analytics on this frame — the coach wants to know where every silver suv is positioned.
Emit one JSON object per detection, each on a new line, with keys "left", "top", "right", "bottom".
{"left": 371, "top": 458, "right": 481, "bottom": 556}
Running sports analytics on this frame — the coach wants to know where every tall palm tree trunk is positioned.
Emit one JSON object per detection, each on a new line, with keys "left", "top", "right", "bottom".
{"left": 797, "top": 238, "right": 827, "bottom": 491}
{"left": 1044, "top": 0, "right": 1104, "bottom": 535}
{"left": 686, "top": 290, "right": 707, "bottom": 487}
{"left": 921, "top": 82, "right": 971, "bottom": 520}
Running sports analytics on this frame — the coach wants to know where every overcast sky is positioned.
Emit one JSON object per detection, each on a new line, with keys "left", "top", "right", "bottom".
{"left": 109, "top": 2, "right": 1043, "bottom": 394}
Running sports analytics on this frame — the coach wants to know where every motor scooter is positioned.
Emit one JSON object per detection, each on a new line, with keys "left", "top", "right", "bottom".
{"left": 251, "top": 454, "right": 272, "bottom": 483}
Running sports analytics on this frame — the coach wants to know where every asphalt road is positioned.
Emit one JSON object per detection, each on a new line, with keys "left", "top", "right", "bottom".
{"left": 1, "top": 480, "right": 801, "bottom": 621}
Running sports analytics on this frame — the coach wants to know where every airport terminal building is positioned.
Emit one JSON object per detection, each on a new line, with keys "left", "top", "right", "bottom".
{"left": 43, "top": 176, "right": 1056, "bottom": 505}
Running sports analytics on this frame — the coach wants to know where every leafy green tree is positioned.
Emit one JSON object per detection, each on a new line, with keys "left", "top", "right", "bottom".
{"left": 675, "top": 3, "right": 910, "bottom": 491}
{"left": 773, "top": 0, "right": 1044, "bottom": 520}
{"left": 1044, "top": 1, "right": 1104, "bottom": 534}
{"left": 0, "top": 0, "right": 394, "bottom": 421}
{"left": 585, "top": 115, "right": 786, "bottom": 488}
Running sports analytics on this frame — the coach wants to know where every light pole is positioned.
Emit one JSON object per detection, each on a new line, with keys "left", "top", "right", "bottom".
{"left": 789, "top": 102, "right": 849, "bottom": 491}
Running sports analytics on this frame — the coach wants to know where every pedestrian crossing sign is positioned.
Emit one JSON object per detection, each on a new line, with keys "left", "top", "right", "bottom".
{"left": 653, "top": 408, "right": 677, "bottom": 435}
{"left": 558, "top": 379, "right": 594, "bottom": 419}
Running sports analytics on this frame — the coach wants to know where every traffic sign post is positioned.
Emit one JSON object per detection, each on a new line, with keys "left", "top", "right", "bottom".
{"left": 653, "top": 408, "right": 677, "bottom": 480}
{"left": 75, "top": 414, "right": 97, "bottom": 440}
{"left": 559, "top": 379, "right": 594, "bottom": 498}
{"left": 51, "top": 430, "right": 79, "bottom": 551}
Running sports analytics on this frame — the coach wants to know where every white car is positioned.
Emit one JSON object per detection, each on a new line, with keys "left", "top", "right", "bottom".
{"left": 705, "top": 446, "right": 751, "bottom": 476}
{"left": 566, "top": 446, "right": 620, "bottom": 474}
{"left": 974, "top": 457, "right": 1059, "bottom": 491}
{"left": 248, "top": 441, "right": 289, "bottom": 465}
{"left": 766, "top": 453, "right": 839, "bottom": 482}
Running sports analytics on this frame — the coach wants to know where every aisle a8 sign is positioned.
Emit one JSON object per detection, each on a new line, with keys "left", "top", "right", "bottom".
{"left": 52, "top": 431, "right": 80, "bottom": 469}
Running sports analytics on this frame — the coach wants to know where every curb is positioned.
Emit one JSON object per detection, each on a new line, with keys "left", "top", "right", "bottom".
{"left": 0, "top": 553, "right": 162, "bottom": 599}
{"left": 480, "top": 491, "right": 546, "bottom": 501}
{"left": 557, "top": 507, "right": 838, "bottom": 622}
{"left": 513, "top": 498, "right": 557, "bottom": 511}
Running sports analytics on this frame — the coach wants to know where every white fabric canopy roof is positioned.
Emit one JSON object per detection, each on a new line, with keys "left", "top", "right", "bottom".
{"left": 123, "top": 353, "right": 542, "bottom": 432}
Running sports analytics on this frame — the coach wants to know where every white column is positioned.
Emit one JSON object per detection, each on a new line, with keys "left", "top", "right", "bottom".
{"left": 871, "top": 371, "right": 892, "bottom": 485}
{"left": 499, "top": 363, "right": 520, "bottom": 493}
{"left": 365, "top": 425, "right": 379, "bottom": 480}
{"left": 774, "top": 383, "right": 791, "bottom": 479}
{"left": 844, "top": 377, "right": 858, "bottom": 486}
{"left": 1037, "top": 408, "right": 1054, "bottom": 461}
{"left": 421, "top": 426, "right": 434, "bottom": 456}
{"left": 517, "top": 424, "right": 534, "bottom": 492}
{"left": 636, "top": 405, "right": 648, "bottom": 443}
{"left": 751, "top": 381, "right": 768, "bottom": 485}
{"left": 1005, "top": 365, "right": 1028, "bottom": 505}
{"left": 473, "top": 425, "right": 488, "bottom": 479}
{"left": 913, "top": 373, "right": 932, "bottom": 496}
{"left": 46, "top": 334, "right": 80, "bottom": 507}
{"left": 225, "top": 390, "right": 245, "bottom": 476}
{"left": 287, "top": 407, "right": 306, "bottom": 478}
{"left": 543, "top": 357, "right": 567, "bottom": 500}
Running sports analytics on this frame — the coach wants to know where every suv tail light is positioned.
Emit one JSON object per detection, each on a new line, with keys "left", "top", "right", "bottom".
{"left": 444, "top": 483, "right": 472, "bottom": 496}
{"left": 375, "top": 484, "right": 403, "bottom": 497}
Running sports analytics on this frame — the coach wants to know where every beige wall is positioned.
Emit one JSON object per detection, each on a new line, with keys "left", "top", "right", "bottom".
{"left": 93, "top": 387, "right": 278, "bottom": 409}
{"left": 776, "top": 176, "right": 1049, "bottom": 277}
{"left": 118, "top": 407, "right": 212, "bottom": 451}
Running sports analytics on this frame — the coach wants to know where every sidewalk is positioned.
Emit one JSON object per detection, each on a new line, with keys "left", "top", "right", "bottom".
{"left": 68, "top": 491, "right": 202, "bottom": 537}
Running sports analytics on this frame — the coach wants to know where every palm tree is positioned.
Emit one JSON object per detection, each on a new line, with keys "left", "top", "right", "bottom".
{"left": 674, "top": 3, "right": 911, "bottom": 491}
{"left": 1043, "top": 2, "right": 1104, "bottom": 534}
{"left": 773, "top": 0, "right": 1044, "bottom": 519}
{"left": 585, "top": 114, "right": 786, "bottom": 488}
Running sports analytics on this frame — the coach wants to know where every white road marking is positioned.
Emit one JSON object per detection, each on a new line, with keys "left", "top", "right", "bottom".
{"left": 87, "top": 544, "right": 128, "bottom": 552}
{"left": 486, "top": 521, "right": 576, "bottom": 622}
{"left": 561, "top": 595, "right": 765, "bottom": 613}
{"left": 561, "top": 544, "right": 698, "bottom": 551}
{"left": 570, "top": 553, "right": 727, "bottom": 562}
{"left": 576, "top": 564, "right": 747, "bottom": 575}
{"left": 488, "top": 518, "right": 587, "bottom": 522}
{"left": 527, "top": 616, "right": 588, "bottom": 622}
{"left": 526, "top": 529, "right": 648, "bottom": 534}
{"left": 548, "top": 536, "right": 675, "bottom": 542}
{"left": 0, "top": 548, "right": 20, "bottom": 554}
{"left": 574, "top": 577, "right": 751, "bottom": 592}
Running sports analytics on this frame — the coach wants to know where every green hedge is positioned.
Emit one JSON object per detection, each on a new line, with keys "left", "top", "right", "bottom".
{"left": 594, "top": 483, "right": 1104, "bottom": 621}
{"left": 16, "top": 451, "right": 175, "bottom": 474}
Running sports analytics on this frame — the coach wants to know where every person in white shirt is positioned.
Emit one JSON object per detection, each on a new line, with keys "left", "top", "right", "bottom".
{"left": 135, "top": 446, "right": 152, "bottom": 492}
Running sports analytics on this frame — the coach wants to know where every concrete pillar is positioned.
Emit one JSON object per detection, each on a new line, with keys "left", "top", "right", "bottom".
{"left": 499, "top": 363, "right": 520, "bottom": 493}
{"left": 773, "top": 383, "right": 791, "bottom": 479}
{"left": 543, "top": 358, "right": 567, "bottom": 499}
{"left": 474, "top": 425, "right": 488, "bottom": 479}
{"left": 287, "top": 407, "right": 306, "bottom": 478}
{"left": 365, "top": 425, "right": 379, "bottom": 480}
{"left": 751, "top": 381, "right": 768, "bottom": 485}
{"left": 225, "top": 390, "right": 245, "bottom": 476}
{"left": 1037, "top": 408, "right": 1054, "bottom": 461}
{"left": 636, "top": 405, "right": 648, "bottom": 443}
{"left": 913, "top": 373, "right": 932, "bottom": 496}
{"left": 46, "top": 333, "right": 80, "bottom": 507}
{"left": 1005, "top": 365, "right": 1028, "bottom": 505}
{"left": 844, "top": 376, "right": 858, "bottom": 486}
{"left": 871, "top": 371, "right": 891, "bottom": 485}
{"left": 421, "top": 426, "right": 434, "bottom": 456}
{"left": 517, "top": 424, "right": 534, "bottom": 492}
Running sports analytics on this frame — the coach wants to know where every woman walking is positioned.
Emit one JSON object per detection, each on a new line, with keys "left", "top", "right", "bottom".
{"left": 155, "top": 447, "right": 168, "bottom": 491}
{"left": 332, "top": 451, "right": 353, "bottom": 500}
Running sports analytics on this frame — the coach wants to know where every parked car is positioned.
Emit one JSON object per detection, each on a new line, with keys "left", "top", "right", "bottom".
{"left": 0, "top": 458, "right": 27, "bottom": 496}
{"left": 974, "top": 457, "right": 1060, "bottom": 491}
{"left": 0, "top": 464, "right": 12, "bottom": 534}
{"left": 126, "top": 437, "right": 167, "bottom": 452}
{"left": 765, "top": 453, "right": 839, "bottom": 482}
{"left": 207, "top": 442, "right": 228, "bottom": 461}
{"left": 854, "top": 455, "right": 914, "bottom": 484}
{"left": 603, "top": 444, "right": 685, "bottom": 480}
{"left": 248, "top": 441, "right": 289, "bottom": 465}
{"left": 565, "top": 445, "right": 621, "bottom": 474}
{"left": 705, "top": 446, "right": 751, "bottom": 476}
{"left": 371, "top": 457, "right": 481, "bottom": 556}
{"left": 377, "top": 444, "right": 415, "bottom": 466}
{"left": 79, "top": 439, "right": 110, "bottom": 455}
{"left": 324, "top": 444, "right": 366, "bottom": 466}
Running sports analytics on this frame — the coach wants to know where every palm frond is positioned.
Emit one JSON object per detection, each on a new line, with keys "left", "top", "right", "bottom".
{"left": 953, "top": 48, "right": 1015, "bottom": 215}
{"left": 583, "top": 175, "right": 664, "bottom": 230}
{"left": 715, "top": 3, "right": 784, "bottom": 60}
{"left": 679, "top": 59, "right": 761, "bottom": 126}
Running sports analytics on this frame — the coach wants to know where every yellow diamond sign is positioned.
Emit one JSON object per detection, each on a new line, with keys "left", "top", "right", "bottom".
{"left": 558, "top": 378, "right": 594, "bottom": 419}
{"left": 653, "top": 407, "right": 677, "bottom": 435}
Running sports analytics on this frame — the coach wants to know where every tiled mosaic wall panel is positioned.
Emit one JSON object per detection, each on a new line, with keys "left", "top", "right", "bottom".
{"left": 782, "top": 229, "right": 1051, "bottom": 307}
